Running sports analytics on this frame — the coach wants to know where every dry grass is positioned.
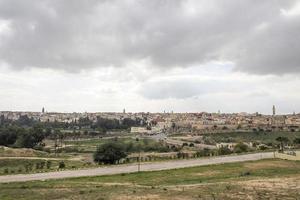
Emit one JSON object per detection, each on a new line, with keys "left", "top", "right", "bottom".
{"left": 0, "top": 146, "right": 48, "bottom": 157}
{"left": 1, "top": 159, "right": 300, "bottom": 199}
{"left": 243, "top": 159, "right": 293, "bottom": 170}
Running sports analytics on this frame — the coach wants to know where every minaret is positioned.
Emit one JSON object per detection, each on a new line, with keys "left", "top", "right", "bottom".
{"left": 272, "top": 105, "right": 276, "bottom": 116}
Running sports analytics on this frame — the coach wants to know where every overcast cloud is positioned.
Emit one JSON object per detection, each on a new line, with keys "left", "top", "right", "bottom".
{"left": 0, "top": 0, "right": 300, "bottom": 113}
{"left": 0, "top": 0, "right": 299, "bottom": 73}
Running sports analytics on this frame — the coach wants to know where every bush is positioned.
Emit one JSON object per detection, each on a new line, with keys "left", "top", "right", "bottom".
{"left": 196, "top": 148, "right": 211, "bottom": 157}
{"left": 233, "top": 143, "right": 248, "bottom": 153}
{"left": 46, "top": 160, "right": 52, "bottom": 169}
{"left": 177, "top": 152, "right": 186, "bottom": 159}
{"left": 40, "top": 161, "right": 46, "bottom": 169}
{"left": 259, "top": 145, "right": 268, "bottom": 150}
{"left": 218, "top": 147, "right": 232, "bottom": 155}
{"left": 25, "top": 163, "right": 33, "bottom": 172}
{"left": 35, "top": 162, "right": 41, "bottom": 170}
{"left": 240, "top": 171, "right": 251, "bottom": 176}
{"left": 182, "top": 143, "right": 188, "bottom": 147}
{"left": 293, "top": 138, "right": 300, "bottom": 144}
{"left": 94, "top": 142, "right": 127, "bottom": 164}
{"left": 58, "top": 161, "right": 65, "bottom": 169}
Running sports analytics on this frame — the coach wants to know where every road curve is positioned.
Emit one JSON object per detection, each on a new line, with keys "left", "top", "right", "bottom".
{"left": 0, "top": 152, "right": 274, "bottom": 183}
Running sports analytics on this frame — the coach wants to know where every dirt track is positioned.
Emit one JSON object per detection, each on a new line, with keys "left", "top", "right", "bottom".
{"left": 0, "top": 152, "right": 274, "bottom": 183}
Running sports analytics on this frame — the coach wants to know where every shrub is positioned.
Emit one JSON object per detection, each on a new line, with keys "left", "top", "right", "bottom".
{"left": 94, "top": 142, "right": 127, "bottom": 164}
{"left": 182, "top": 143, "right": 188, "bottom": 147}
{"left": 234, "top": 143, "right": 248, "bottom": 153}
{"left": 46, "top": 160, "right": 52, "bottom": 169}
{"left": 40, "top": 161, "right": 46, "bottom": 169}
{"left": 218, "top": 147, "right": 232, "bottom": 155}
{"left": 35, "top": 162, "right": 41, "bottom": 170}
{"left": 240, "top": 171, "right": 251, "bottom": 176}
{"left": 196, "top": 148, "right": 211, "bottom": 157}
{"left": 259, "top": 145, "right": 268, "bottom": 150}
{"left": 58, "top": 161, "right": 65, "bottom": 169}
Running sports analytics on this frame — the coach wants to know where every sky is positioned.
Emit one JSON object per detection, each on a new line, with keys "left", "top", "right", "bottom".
{"left": 0, "top": 0, "right": 300, "bottom": 114}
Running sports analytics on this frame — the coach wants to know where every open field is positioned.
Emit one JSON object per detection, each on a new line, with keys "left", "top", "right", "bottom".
{"left": 0, "top": 159, "right": 299, "bottom": 199}
{"left": 0, "top": 158, "right": 87, "bottom": 176}
{"left": 62, "top": 137, "right": 170, "bottom": 153}
{"left": 0, "top": 146, "right": 91, "bottom": 175}
{"left": 0, "top": 146, "right": 52, "bottom": 158}
{"left": 202, "top": 131, "right": 300, "bottom": 144}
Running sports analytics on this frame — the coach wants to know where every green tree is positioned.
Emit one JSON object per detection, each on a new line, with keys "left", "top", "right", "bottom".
{"left": 276, "top": 136, "right": 289, "bottom": 152}
{"left": 196, "top": 148, "right": 211, "bottom": 157}
{"left": 233, "top": 143, "right": 248, "bottom": 153}
{"left": 218, "top": 146, "right": 232, "bottom": 155}
{"left": 58, "top": 161, "right": 65, "bottom": 169}
{"left": 46, "top": 160, "right": 52, "bottom": 169}
{"left": 94, "top": 142, "right": 127, "bottom": 164}
{"left": 293, "top": 138, "right": 300, "bottom": 144}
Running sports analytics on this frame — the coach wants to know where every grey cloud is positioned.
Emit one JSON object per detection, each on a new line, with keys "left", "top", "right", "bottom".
{"left": 0, "top": 0, "right": 299, "bottom": 74}
{"left": 138, "top": 79, "right": 246, "bottom": 100}
{"left": 235, "top": 16, "right": 300, "bottom": 74}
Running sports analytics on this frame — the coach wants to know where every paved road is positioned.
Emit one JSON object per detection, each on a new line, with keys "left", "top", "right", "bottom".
{"left": 0, "top": 152, "right": 274, "bottom": 183}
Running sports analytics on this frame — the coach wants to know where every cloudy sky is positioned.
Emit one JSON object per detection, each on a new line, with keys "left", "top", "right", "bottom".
{"left": 0, "top": 0, "right": 300, "bottom": 114}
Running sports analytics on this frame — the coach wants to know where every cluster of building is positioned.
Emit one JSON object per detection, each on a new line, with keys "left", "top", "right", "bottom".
{"left": 1, "top": 106, "right": 300, "bottom": 133}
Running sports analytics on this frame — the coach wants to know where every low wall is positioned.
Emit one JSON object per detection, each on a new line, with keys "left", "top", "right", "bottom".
{"left": 275, "top": 151, "right": 300, "bottom": 161}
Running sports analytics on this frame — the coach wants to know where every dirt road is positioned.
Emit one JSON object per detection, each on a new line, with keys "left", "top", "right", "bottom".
{"left": 0, "top": 152, "right": 274, "bottom": 183}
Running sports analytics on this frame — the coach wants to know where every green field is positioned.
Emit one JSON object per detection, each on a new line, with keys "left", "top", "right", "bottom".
{"left": 64, "top": 137, "right": 170, "bottom": 153}
{"left": 0, "top": 146, "right": 92, "bottom": 175}
{"left": 203, "top": 131, "right": 300, "bottom": 145}
{"left": 0, "top": 158, "right": 88, "bottom": 175}
{"left": 0, "top": 137, "right": 173, "bottom": 176}
{"left": 0, "top": 159, "right": 299, "bottom": 199}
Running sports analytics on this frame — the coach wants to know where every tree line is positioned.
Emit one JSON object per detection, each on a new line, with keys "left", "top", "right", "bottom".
{"left": 0, "top": 125, "right": 46, "bottom": 148}
{"left": 0, "top": 114, "right": 145, "bottom": 148}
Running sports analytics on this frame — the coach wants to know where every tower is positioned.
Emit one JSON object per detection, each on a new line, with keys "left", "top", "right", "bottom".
{"left": 123, "top": 108, "right": 126, "bottom": 114}
{"left": 42, "top": 107, "right": 45, "bottom": 113}
{"left": 272, "top": 105, "right": 276, "bottom": 116}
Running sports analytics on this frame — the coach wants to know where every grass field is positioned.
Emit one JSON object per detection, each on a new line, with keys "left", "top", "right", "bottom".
{"left": 0, "top": 158, "right": 88, "bottom": 175}
{"left": 0, "top": 137, "right": 173, "bottom": 176}
{"left": 0, "top": 159, "right": 299, "bottom": 199}
{"left": 203, "top": 131, "right": 300, "bottom": 145}
{"left": 0, "top": 146, "right": 90, "bottom": 175}
{"left": 0, "top": 146, "right": 51, "bottom": 157}
{"left": 64, "top": 137, "right": 169, "bottom": 153}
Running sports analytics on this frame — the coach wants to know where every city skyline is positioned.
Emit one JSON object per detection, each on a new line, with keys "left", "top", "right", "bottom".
{"left": 0, "top": 105, "right": 298, "bottom": 116}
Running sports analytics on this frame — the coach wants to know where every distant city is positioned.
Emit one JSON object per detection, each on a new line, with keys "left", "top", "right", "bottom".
{"left": 1, "top": 105, "right": 299, "bottom": 134}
